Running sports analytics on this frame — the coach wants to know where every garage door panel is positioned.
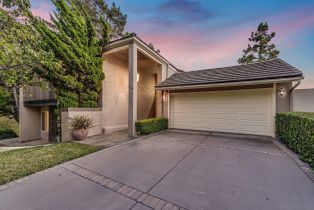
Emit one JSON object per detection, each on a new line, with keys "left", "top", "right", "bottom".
{"left": 240, "top": 115, "right": 268, "bottom": 121}
{"left": 213, "top": 113, "right": 238, "bottom": 120}
{"left": 171, "top": 90, "right": 273, "bottom": 136}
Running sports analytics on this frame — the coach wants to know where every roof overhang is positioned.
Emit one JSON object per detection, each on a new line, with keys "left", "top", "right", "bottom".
{"left": 103, "top": 35, "right": 180, "bottom": 72}
{"left": 155, "top": 76, "right": 304, "bottom": 90}
{"left": 24, "top": 99, "right": 57, "bottom": 107}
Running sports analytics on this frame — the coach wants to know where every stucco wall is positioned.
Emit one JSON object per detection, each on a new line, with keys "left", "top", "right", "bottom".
{"left": 19, "top": 91, "right": 41, "bottom": 141}
{"left": 137, "top": 68, "right": 156, "bottom": 120}
{"left": 276, "top": 82, "right": 292, "bottom": 113}
{"left": 61, "top": 108, "right": 103, "bottom": 141}
{"left": 167, "top": 66, "right": 176, "bottom": 78}
{"left": 102, "top": 54, "right": 128, "bottom": 133}
{"left": 292, "top": 88, "right": 314, "bottom": 112}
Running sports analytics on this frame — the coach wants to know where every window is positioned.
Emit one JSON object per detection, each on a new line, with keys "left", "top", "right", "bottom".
{"left": 41, "top": 111, "right": 49, "bottom": 132}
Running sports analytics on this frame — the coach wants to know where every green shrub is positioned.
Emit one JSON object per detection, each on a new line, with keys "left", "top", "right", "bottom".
{"left": 0, "top": 128, "right": 17, "bottom": 140}
{"left": 0, "top": 116, "right": 18, "bottom": 140}
{"left": 275, "top": 112, "right": 314, "bottom": 168}
{"left": 136, "top": 117, "right": 168, "bottom": 135}
{"left": 70, "top": 115, "right": 93, "bottom": 130}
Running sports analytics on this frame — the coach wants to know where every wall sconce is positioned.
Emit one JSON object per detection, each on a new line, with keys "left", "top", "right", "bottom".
{"left": 162, "top": 91, "right": 168, "bottom": 101}
{"left": 137, "top": 73, "right": 139, "bottom": 82}
{"left": 279, "top": 87, "right": 287, "bottom": 96}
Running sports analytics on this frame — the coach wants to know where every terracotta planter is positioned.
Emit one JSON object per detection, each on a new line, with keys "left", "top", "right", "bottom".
{"left": 73, "top": 128, "right": 88, "bottom": 141}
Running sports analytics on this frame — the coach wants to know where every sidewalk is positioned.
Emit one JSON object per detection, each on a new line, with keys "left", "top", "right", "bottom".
{"left": 0, "top": 138, "right": 50, "bottom": 152}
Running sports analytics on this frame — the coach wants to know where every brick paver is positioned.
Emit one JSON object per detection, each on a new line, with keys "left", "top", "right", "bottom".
{"left": 64, "top": 163, "right": 187, "bottom": 210}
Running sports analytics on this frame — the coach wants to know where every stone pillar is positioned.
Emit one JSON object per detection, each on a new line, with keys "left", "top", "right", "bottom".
{"left": 128, "top": 43, "right": 137, "bottom": 137}
{"left": 161, "top": 63, "right": 167, "bottom": 81}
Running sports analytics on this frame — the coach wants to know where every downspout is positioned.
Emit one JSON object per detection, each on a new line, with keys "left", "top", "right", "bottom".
{"left": 289, "top": 80, "right": 301, "bottom": 111}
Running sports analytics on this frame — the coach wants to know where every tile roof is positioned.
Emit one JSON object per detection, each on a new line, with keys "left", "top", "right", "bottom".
{"left": 156, "top": 58, "right": 303, "bottom": 88}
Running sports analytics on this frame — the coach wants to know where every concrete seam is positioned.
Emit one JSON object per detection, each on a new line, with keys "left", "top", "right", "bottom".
{"left": 146, "top": 135, "right": 208, "bottom": 193}
{"left": 150, "top": 138, "right": 287, "bottom": 157}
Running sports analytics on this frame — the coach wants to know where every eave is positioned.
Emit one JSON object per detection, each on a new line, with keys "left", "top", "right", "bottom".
{"left": 155, "top": 76, "right": 304, "bottom": 90}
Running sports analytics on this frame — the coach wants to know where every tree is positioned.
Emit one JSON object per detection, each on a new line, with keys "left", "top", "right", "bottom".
{"left": 238, "top": 22, "right": 280, "bottom": 64}
{"left": 72, "top": 0, "right": 127, "bottom": 39}
{"left": 32, "top": 0, "right": 109, "bottom": 108}
{"left": 0, "top": 87, "right": 16, "bottom": 119}
{"left": 0, "top": 2, "right": 51, "bottom": 121}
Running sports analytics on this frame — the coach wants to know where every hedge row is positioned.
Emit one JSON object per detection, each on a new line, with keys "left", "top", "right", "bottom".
{"left": 275, "top": 112, "right": 314, "bottom": 168}
{"left": 136, "top": 117, "right": 168, "bottom": 135}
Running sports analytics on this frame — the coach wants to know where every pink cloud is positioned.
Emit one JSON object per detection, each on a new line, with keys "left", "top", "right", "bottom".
{"left": 141, "top": 27, "right": 251, "bottom": 70}
{"left": 298, "top": 75, "right": 314, "bottom": 89}
{"left": 137, "top": 7, "right": 314, "bottom": 72}
{"left": 31, "top": 2, "right": 52, "bottom": 21}
{"left": 271, "top": 8, "right": 314, "bottom": 48}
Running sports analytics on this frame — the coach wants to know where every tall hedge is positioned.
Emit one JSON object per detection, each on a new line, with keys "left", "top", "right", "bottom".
{"left": 136, "top": 118, "right": 168, "bottom": 135}
{"left": 275, "top": 112, "right": 314, "bottom": 168}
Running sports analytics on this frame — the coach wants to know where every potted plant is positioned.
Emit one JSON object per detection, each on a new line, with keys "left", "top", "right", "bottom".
{"left": 70, "top": 115, "right": 93, "bottom": 141}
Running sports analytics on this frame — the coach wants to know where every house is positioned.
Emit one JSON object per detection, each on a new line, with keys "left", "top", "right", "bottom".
{"left": 18, "top": 34, "right": 303, "bottom": 141}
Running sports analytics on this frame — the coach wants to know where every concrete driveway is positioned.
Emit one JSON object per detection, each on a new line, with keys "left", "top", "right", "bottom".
{"left": 0, "top": 131, "right": 313, "bottom": 210}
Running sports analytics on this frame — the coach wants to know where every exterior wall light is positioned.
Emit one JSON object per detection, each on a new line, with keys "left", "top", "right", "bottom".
{"left": 162, "top": 91, "right": 168, "bottom": 101}
{"left": 279, "top": 87, "right": 287, "bottom": 96}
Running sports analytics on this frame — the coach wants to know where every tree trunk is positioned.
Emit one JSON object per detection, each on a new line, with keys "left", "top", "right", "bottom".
{"left": 12, "top": 87, "right": 19, "bottom": 122}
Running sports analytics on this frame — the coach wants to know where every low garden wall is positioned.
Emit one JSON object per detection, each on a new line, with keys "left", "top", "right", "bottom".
{"left": 61, "top": 108, "right": 103, "bottom": 141}
{"left": 275, "top": 112, "right": 314, "bottom": 168}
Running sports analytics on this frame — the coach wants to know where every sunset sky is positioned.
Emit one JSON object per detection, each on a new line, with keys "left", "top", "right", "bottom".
{"left": 30, "top": 0, "right": 314, "bottom": 89}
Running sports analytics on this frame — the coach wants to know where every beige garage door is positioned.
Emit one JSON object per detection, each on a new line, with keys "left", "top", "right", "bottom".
{"left": 170, "top": 89, "right": 273, "bottom": 136}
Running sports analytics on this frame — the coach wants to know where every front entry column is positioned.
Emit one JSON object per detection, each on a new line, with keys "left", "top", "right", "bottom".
{"left": 128, "top": 43, "right": 138, "bottom": 137}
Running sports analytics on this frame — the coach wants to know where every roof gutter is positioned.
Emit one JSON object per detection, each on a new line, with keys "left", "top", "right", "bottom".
{"left": 289, "top": 80, "right": 301, "bottom": 111}
{"left": 155, "top": 76, "right": 304, "bottom": 90}
{"left": 289, "top": 80, "right": 301, "bottom": 93}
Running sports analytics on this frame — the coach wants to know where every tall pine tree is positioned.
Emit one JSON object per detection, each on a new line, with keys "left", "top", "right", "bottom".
{"left": 33, "top": 0, "right": 109, "bottom": 108}
{"left": 72, "top": 0, "right": 127, "bottom": 39}
{"left": 238, "top": 22, "right": 280, "bottom": 64}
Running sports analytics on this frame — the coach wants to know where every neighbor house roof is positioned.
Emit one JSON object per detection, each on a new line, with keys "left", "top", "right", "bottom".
{"left": 155, "top": 58, "right": 303, "bottom": 89}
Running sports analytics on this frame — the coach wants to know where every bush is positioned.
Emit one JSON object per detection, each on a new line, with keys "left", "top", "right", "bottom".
{"left": 0, "top": 116, "right": 18, "bottom": 140}
{"left": 275, "top": 112, "right": 314, "bottom": 168}
{"left": 70, "top": 115, "right": 93, "bottom": 130}
{"left": 136, "top": 117, "right": 168, "bottom": 135}
{"left": 0, "top": 128, "right": 17, "bottom": 140}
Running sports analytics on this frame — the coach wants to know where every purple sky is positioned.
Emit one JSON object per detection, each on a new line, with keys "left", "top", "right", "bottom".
{"left": 30, "top": 0, "right": 314, "bottom": 89}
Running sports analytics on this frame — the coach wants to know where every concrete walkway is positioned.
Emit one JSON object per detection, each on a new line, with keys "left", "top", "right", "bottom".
{"left": 79, "top": 130, "right": 130, "bottom": 148}
{"left": 0, "top": 131, "right": 313, "bottom": 210}
{"left": 0, "top": 138, "right": 51, "bottom": 152}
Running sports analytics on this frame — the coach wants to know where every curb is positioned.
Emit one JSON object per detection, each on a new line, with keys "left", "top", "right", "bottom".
{"left": 272, "top": 138, "right": 314, "bottom": 182}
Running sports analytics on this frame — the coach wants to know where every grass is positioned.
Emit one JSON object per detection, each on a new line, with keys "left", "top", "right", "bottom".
{"left": 0, "top": 142, "right": 101, "bottom": 186}
{"left": 0, "top": 116, "right": 19, "bottom": 140}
